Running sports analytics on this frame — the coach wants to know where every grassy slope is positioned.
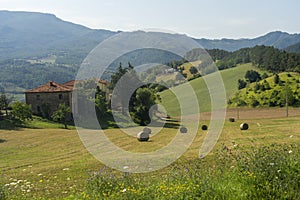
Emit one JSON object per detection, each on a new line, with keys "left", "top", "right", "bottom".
{"left": 229, "top": 72, "right": 300, "bottom": 107}
{"left": 0, "top": 114, "right": 299, "bottom": 199}
{"left": 159, "top": 63, "right": 260, "bottom": 116}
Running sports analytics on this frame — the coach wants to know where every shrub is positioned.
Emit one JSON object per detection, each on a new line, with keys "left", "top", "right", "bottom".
{"left": 245, "top": 70, "right": 261, "bottom": 83}
{"left": 11, "top": 102, "right": 32, "bottom": 122}
{"left": 238, "top": 79, "right": 247, "bottom": 89}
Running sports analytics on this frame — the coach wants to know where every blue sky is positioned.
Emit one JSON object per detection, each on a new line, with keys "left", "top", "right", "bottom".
{"left": 1, "top": 0, "right": 299, "bottom": 39}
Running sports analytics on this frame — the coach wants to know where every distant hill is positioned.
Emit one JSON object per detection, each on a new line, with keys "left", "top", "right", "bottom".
{"left": 0, "top": 10, "right": 115, "bottom": 61}
{"left": 196, "top": 31, "right": 300, "bottom": 51}
{"left": 1, "top": 11, "right": 300, "bottom": 61}
{"left": 1, "top": 10, "right": 300, "bottom": 100}
{"left": 284, "top": 42, "right": 300, "bottom": 53}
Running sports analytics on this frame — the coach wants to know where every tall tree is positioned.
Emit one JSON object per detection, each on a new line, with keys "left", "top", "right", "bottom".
{"left": 131, "top": 87, "right": 157, "bottom": 126}
{"left": 110, "top": 63, "right": 141, "bottom": 115}
{"left": 280, "top": 86, "right": 295, "bottom": 107}
{"left": 109, "top": 63, "right": 128, "bottom": 90}
{"left": 94, "top": 88, "right": 108, "bottom": 117}
{"left": 0, "top": 94, "right": 13, "bottom": 116}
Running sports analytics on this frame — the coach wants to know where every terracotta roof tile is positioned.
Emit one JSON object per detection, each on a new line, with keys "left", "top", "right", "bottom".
{"left": 25, "top": 79, "right": 108, "bottom": 93}
{"left": 25, "top": 81, "right": 72, "bottom": 93}
{"left": 62, "top": 80, "right": 76, "bottom": 89}
{"left": 97, "top": 79, "right": 108, "bottom": 85}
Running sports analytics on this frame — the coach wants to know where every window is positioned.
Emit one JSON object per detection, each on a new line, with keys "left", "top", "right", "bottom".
{"left": 59, "top": 94, "right": 63, "bottom": 100}
{"left": 36, "top": 95, "right": 40, "bottom": 100}
{"left": 37, "top": 106, "right": 41, "bottom": 113}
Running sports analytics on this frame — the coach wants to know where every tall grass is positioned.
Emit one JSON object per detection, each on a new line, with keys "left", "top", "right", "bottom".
{"left": 0, "top": 181, "right": 6, "bottom": 200}
{"left": 77, "top": 143, "right": 300, "bottom": 199}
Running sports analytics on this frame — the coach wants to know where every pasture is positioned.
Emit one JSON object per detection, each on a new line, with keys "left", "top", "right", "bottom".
{"left": 0, "top": 108, "right": 299, "bottom": 199}
{"left": 159, "top": 63, "right": 262, "bottom": 116}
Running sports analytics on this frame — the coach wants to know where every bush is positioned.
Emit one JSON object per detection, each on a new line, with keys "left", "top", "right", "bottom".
{"left": 238, "top": 79, "right": 247, "bottom": 89}
{"left": 11, "top": 102, "right": 32, "bottom": 122}
{"left": 245, "top": 70, "right": 261, "bottom": 83}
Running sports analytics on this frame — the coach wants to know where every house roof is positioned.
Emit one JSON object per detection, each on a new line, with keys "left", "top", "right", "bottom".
{"left": 97, "top": 79, "right": 108, "bottom": 85}
{"left": 25, "top": 81, "right": 73, "bottom": 93}
{"left": 25, "top": 79, "right": 108, "bottom": 93}
{"left": 62, "top": 80, "right": 76, "bottom": 88}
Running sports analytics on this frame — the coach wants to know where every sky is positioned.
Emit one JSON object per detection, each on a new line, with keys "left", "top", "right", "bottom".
{"left": 1, "top": 0, "right": 299, "bottom": 39}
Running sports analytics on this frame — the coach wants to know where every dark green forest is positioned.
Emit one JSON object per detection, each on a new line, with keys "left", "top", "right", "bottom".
{"left": 209, "top": 45, "right": 300, "bottom": 72}
{"left": 1, "top": 43, "right": 300, "bottom": 103}
{"left": 0, "top": 59, "right": 77, "bottom": 92}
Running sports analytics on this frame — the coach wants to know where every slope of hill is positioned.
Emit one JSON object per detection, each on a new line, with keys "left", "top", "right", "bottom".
{"left": 0, "top": 10, "right": 115, "bottom": 61}
{"left": 284, "top": 42, "right": 300, "bottom": 53}
{"left": 228, "top": 72, "right": 300, "bottom": 108}
{"left": 196, "top": 31, "right": 300, "bottom": 51}
{"left": 1, "top": 10, "right": 300, "bottom": 61}
{"left": 159, "top": 63, "right": 260, "bottom": 116}
{"left": 1, "top": 10, "right": 300, "bottom": 101}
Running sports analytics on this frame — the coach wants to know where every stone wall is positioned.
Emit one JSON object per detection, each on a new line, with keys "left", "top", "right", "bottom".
{"left": 25, "top": 92, "right": 71, "bottom": 116}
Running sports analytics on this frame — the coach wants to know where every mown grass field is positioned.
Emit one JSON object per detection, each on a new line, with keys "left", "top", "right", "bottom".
{"left": 0, "top": 109, "right": 300, "bottom": 199}
{"left": 159, "top": 63, "right": 263, "bottom": 116}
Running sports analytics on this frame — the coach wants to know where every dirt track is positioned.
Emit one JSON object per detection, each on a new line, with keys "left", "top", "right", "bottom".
{"left": 176, "top": 107, "right": 300, "bottom": 121}
{"left": 202, "top": 107, "right": 300, "bottom": 120}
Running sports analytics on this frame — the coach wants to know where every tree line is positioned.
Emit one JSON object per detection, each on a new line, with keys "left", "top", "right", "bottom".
{"left": 209, "top": 45, "right": 300, "bottom": 73}
{"left": 0, "top": 59, "right": 76, "bottom": 90}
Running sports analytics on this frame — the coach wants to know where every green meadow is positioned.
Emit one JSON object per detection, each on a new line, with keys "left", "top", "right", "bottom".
{"left": 159, "top": 63, "right": 262, "bottom": 116}
{"left": 0, "top": 112, "right": 299, "bottom": 199}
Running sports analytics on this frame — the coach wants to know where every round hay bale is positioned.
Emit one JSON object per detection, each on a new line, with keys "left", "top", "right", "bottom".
{"left": 137, "top": 131, "right": 149, "bottom": 142}
{"left": 229, "top": 117, "right": 235, "bottom": 122}
{"left": 240, "top": 123, "right": 249, "bottom": 130}
{"left": 143, "top": 127, "right": 152, "bottom": 134}
{"left": 180, "top": 126, "right": 187, "bottom": 133}
{"left": 201, "top": 125, "right": 208, "bottom": 130}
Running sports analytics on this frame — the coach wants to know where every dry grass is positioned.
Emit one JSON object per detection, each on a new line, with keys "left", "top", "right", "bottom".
{"left": 0, "top": 109, "right": 300, "bottom": 198}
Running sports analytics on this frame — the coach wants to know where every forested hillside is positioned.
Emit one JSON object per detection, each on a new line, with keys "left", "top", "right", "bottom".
{"left": 209, "top": 45, "right": 300, "bottom": 72}
{"left": 1, "top": 11, "right": 300, "bottom": 101}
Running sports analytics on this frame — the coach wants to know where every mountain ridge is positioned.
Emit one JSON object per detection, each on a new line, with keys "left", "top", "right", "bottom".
{"left": 0, "top": 10, "right": 300, "bottom": 62}
{"left": 195, "top": 31, "right": 300, "bottom": 51}
{"left": 0, "top": 10, "right": 300, "bottom": 100}
{"left": 0, "top": 10, "right": 115, "bottom": 61}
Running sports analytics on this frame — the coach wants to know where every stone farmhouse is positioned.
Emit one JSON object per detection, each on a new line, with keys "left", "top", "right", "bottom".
{"left": 25, "top": 79, "right": 108, "bottom": 117}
